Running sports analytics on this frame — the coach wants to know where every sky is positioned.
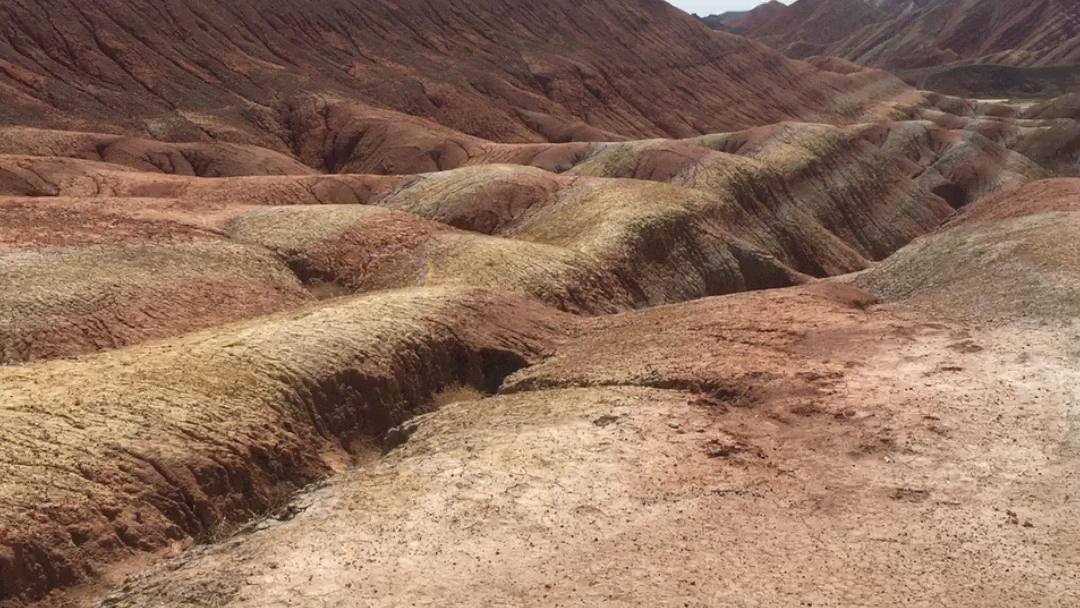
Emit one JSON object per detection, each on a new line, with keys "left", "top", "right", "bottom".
{"left": 667, "top": 0, "right": 781, "bottom": 16}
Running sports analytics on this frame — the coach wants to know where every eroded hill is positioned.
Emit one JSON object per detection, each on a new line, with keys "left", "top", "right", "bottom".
{"left": 729, "top": 0, "right": 1080, "bottom": 70}
{"left": 0, "top": 0, "right": 926, "bottom": 154}
{"left": 1, "top": 0, "right": 1078, "bottom": 607}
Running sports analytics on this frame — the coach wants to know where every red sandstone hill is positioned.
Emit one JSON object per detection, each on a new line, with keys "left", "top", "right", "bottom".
{"left": 713, "top": 1, "right": 795, "bottom": 32}
{"left": 744, "top": 0, "right": 888, "bottom": 51}
{"left": 0, "top": 0, "right": 908, "bottom": 160}
{"left": 733, "top": 0, "right": 1080, "bottom": 69}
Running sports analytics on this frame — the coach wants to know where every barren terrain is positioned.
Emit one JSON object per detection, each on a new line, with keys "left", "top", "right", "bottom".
{"left": 0, "top": 0, "right": 1078, "bottom": 607}
{"left": 727, "top": 0, "right": 1080, "bottom": 70}
{"left": 92, "top": 287, "right": 1080, "bottom": 608}
{"left": 715, "top": 0, "right": 1080, "bottom": 98}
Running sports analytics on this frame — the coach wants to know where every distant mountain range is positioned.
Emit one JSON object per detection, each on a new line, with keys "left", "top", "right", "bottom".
{"left": 699, "top": 0, "right": 1080, "bottom": 70}
{"left": 697, "top": 10, "right": 749, "bottom": 32}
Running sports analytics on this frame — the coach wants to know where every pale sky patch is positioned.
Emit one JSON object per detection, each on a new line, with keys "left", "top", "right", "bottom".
{"left": 667, "top": 0, "right": 783, "bottom": 16}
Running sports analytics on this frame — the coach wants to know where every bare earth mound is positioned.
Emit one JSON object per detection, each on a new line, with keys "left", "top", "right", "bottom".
{"left": 842, "top": 178, "right": 1080, "bottom": 324}
{"left": 849, "top": 214, "right": 1080, "bottom": 325}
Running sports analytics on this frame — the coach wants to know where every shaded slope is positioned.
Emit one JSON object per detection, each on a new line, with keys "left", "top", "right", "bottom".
{"left": 572, "top": 119, "right": 1044, "bottom": 266}
{"left": 893, "top": 63, "right": 1080, "bottom": 99}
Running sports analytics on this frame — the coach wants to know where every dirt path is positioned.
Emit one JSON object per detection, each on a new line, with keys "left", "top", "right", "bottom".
{"left": 93, "top": 305, "right": 1080, "bottom": 607}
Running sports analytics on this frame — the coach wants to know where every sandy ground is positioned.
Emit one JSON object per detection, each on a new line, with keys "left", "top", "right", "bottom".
{"left": 92, "top": 300, "right": 1080, "bottom": 608}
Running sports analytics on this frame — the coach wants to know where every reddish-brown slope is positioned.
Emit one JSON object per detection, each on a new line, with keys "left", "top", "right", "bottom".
{"left": 933, "top": 0, "right": 1080, "bottom": 66}
{"left": 723, "top": 0, "right": 796, "bottom": 31}
{"left": 747, "top": 0, "right": 889, "bottom": 58}
{"left": 0, "top": 129, "right": 316, "bottom": 177}
{"left": 740, "top": 0, "right": 1080, "bottom": 69}
{"left": 0, "top": 0, "right": 909, "bottom": 157}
